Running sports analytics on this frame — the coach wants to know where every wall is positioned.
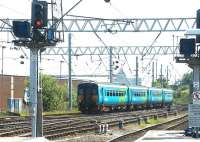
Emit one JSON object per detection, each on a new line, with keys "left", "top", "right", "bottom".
{"left": 0, "top": 75, "right": 82, "bottom": 111}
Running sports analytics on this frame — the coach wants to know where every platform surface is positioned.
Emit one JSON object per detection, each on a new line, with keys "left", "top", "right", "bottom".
{"left": 0, "top": 137, "right": 49, "bottom": 142}
{"left": 135, "top": 130, "right": 200, "bottom": 142}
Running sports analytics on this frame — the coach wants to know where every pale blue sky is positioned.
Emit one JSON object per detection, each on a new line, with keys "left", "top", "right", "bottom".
{"left": 0, "top": 0, "right": 197, "bottom": 85}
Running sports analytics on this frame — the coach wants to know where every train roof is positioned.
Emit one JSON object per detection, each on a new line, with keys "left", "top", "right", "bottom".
{"left": 148, "top": 87, "right": 162, "bottom": 91}
{"left": 78, "top": 82, "right": 173, "bottom": 92}
{"left": 129, "top": 86, "right": 148, "bottom": 90}
{"left": 98, "top": 83, "right": 128, "bottom": 88}
{"left": 78, "top": 81, "right": 127, "bottom": 88}
{"left": 162, "top": 88, "right": 173, "bottom": 92}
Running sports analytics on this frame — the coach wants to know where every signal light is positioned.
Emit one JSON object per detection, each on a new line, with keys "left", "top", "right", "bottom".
{"left": 179, "top": 38, "right": 196, "bottom": 57}
{"left": 12, "top": 21, "right": 31, "bottom": 38}
{"left": 35, "top": 19, "right": 43, "bottom": 29}
{"left": 104, "top": 0, "right": 110, "bottom": 2}
{"left": 196, "top": 9, "right": 200, "bottom": 43}
{"left": 31, "top": 1, "right": 48, "bottom": 29}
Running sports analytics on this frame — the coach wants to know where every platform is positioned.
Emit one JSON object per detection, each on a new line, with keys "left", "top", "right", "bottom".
{"left": 135, "top": 130, "right": 200, "bottom": 142}
{"left": 0, "top": 137, "right": 49, "bottom": 142}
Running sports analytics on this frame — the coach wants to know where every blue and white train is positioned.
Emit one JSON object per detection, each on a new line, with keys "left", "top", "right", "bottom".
{"left": 77, "top": 82, "right": 173, "bottom": 113}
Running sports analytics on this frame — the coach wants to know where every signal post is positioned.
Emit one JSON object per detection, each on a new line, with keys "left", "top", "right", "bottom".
{"left": 176, "top": 9, "right": 200, "bottom": 137}
{"left": 12, "top": 0, "right": 56, "bottom": 137}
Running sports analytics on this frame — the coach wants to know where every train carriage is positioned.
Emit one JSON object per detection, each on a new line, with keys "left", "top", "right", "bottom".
{"left": 147, "top": 88, "right": 163, "bottom": 108}
{"left": 77, "top": 82, "right": 129, "bottom": 113}
{"left": 98, "top": 84, "right": 128, "bottom": 111}
{"left": 77, "top": 82, "right": 98, "bottom": 113}
{"left": 128, "top": 86, "right": 148, "bottom": 109}
{"left": 77, "top": 81, "right": 173, "bottom": 113}
{"left": 162, "top": 89, "right": 173, "bottom": 106}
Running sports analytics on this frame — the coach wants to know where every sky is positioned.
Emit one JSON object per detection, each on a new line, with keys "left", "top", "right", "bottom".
{"left": 0, "top": 0, "right": 198, "bottom": 86}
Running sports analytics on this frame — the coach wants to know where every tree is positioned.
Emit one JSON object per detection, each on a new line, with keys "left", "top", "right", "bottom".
{"left": 41, "top": 75, "right": 66, "bottom": 111}
{"left": 172, "top": 72, "right": 193, "bottom": 104}
{"left": 152, "top": 77, "right": 169, "bottom": 88}
{"left": 181, "top": 72, "right": 192, "bottom": 85}
{"left": 24, "top": 74, "right": 78, "bottom": 111}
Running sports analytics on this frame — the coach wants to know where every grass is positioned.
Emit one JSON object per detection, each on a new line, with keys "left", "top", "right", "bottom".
{"left": 19, "top": 108, "right": 79, "bottom": 117}
{"left": 0, "top": 112, "right": 8, "bottom": 116}
{"left": 139, "top": 118, "right": 163, "bottom": 128}
{"left": 174, "top": 88, "right": 191, "bottom": 105}
{"left": 44, "top": 109, "right": 79, "bottom": 116}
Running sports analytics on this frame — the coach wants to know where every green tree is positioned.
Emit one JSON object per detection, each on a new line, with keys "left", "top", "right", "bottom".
{"left": 181, "top": 72, "right": 192, "bottom": 85}
{"left": 172, "top": 72, "right": 193, "bottom": 104}
{"left": 25, "top": 74, "right": 79, "bottom": 111}
{"left": 41, "top": 75, "right": 66, "bottom": 111}
{"left": 152, "top": 77, "right": 169, "bottom": 88}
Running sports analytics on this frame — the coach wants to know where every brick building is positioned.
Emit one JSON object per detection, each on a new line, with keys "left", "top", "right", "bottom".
{"left": 0, "top": 75, "right": 83, "bottom": 111}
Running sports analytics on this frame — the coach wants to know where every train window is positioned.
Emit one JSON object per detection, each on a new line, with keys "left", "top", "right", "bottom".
{"left": 154, "top": 92, "right": 161, "bottom": 96}
{"left": 92, "top": 89, "right": 96, "bottom": 95}
{"left": 113, "top": 90, "right": 116, "bottom": 96}
{"left": 79, "top": 89, "right": 84, "bottom": 95}
{"left": 106, "top": 91, "right": 109, "bottom": 96}
{"left": 110, "top": 91, "right": 112, "bottom": 96}
{"left": 118, "top": 91, "right": 124, "bottom": 96}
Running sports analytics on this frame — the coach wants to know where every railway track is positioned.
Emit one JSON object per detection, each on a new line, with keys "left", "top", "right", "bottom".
{"left": 44, "top": 109, "right": 184, "bottom": 140}
{"left": 108, "top": 114, "right": 187, "bottom": 142}
{"left": 0, "top": 105, "right": 187, "bottom": 140}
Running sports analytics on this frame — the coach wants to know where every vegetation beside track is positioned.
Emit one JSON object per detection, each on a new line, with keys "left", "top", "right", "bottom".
{"left": 25, "top": 74, "right": 78, "bottom": 112}
{"left": 19, "top": 109, "right": 80, "bottom": 117}
{"left": 172, "top": 72, "right": 192, "bottom": 105}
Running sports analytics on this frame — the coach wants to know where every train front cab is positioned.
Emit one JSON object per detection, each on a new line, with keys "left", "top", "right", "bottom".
{"left": 128, "top": 86, "right": 148, "bottom": 110}
{"left": 147, "top": 88, "right": 163, "bottom": 108}
{"left": 77, "top": 82, "right": 98, "bottom": 113}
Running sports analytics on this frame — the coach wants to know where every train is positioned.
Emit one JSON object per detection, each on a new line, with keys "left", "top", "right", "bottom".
{"left": 77, "top": 82, "right": 173, "bottom": 113}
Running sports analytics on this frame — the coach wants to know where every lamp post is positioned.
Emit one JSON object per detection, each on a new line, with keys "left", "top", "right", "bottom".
{"left": 1, "top": 46, "right": 5, "bottom": 76}
{"left": 1, "top": 46, "right": 5, "bottom": 111}
{"left": 60, "top": 60, "right": 64, "bottom": 79}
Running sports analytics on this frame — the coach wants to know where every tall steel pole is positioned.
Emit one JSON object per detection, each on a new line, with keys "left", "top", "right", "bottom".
{"left": 166, "top": 65, "right": 169, "bottom": 85}
{"left": 60, "top": 0, "right": 65, "bottom": 41}
{"left": 1, "top": 46, "right": 5, "bottom": 79}
{"left": 109, "top": 47, "right": 113, "bottom": 83}
{"left": 36, "top": 50, "right": 43, "bottom": 137}
{"left": 1, "top": 46, "right": 5, "bottom": 111}
{"left": 1, "top": 46, "right": 4, "bottom": 75}
{"left": 30, "top": 47, "right": 39, "bottom": 137}
{"left": 60, "top": 60, "right": 63, "bottom": 79}
{"left": 136, "top": 56, "right": 139, "bottom": 85}
{"left": 68, "top": 33, "right": 72, "bottom": 110}
{"left": 156, "top": 61, "right": 158, "bottom": 80}
{"left": 152, "top": 62, "right": 154, "bottom": 87}
{"left": 160, "top": 64, "right": 163, "bottom": 87}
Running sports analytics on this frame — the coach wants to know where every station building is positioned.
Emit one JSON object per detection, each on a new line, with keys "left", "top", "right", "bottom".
{"left": 0, "top": 75, "right": 82, "bottom": 112}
